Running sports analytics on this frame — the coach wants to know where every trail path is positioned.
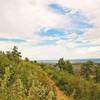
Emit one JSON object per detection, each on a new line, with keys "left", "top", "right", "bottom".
{"left": 48, "top": 79, "right": 72, "bottom": 100}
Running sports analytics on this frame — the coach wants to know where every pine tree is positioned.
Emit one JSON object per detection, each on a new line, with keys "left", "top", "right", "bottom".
{"left": 65, "top": 60, "right": 73, "bottom": 74}
{"left": 12, "top": 46, "right": 21, "bottom": 63}
{"left": 81, "top": 61, "right": 94, "bottom": 79}
{"left": 58, "top": 58, "right": 65, "bottom": 70}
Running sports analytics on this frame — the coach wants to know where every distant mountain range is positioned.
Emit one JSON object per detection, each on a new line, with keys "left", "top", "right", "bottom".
{"left": 38, "top": 58, "right": 100, "bottom": 64}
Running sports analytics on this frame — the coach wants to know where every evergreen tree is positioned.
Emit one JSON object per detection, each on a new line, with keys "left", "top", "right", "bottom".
{"left": 81, "top": 61, "right": 94, "bottom": 79}
{"left": 6, "top": 46, "right": 21, "bottom": 63}
{"left": 65, "top": 60, "right": 73, "bottom": 74}
{"left": 12, "top": 46, "right": 21, "bottom": 62}
{"left": 58, "top": 58, "right": 73, "bottom": 74}
{"left": 58, "top": 58, "right": 65, "bottom": 70}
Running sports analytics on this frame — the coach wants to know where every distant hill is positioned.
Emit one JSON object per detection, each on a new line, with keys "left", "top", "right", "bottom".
{"left": 38, "top": 58, "right": 100, "bottom": 64}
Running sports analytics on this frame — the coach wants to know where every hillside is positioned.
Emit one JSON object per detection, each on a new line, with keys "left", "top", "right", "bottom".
{"left": 0, "top": 47, "right": 100, "bottom": 100}
{"left": 0, "top": 47, "right": 72, "bottom": 100}
{"left": 42, "top": 63, "right": 100, "bottom": 100}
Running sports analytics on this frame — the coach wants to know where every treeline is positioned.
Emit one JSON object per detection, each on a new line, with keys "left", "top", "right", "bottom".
{"left": 0, "top": 46, "right": 56, "bottom": 100}
{"left": 56, "top": 58, "right": 100, "bottom": 83}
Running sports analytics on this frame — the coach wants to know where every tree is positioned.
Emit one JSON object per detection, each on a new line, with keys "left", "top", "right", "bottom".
{"left": 11, "top": 46, "right": 21, "bottom": 63}
{"left": 7, "top": 46, "right": 22, "bottom": 63}
{"left": 57, "top": 58, "right": 73, "bottom": 74}
{"left": 25, "top": 57, "right": 29, "bottom": 62}
{"left": 65, "top": 60, "right": 73, "bottom": 74}
{"left": 57, "top": 58, "right": 65, "bottom": 70}
{"left": 12, "top": 46, "right": 21, "bottom": 59}
{"left": 81, "top": 61, "right": 94, "bottom": 79}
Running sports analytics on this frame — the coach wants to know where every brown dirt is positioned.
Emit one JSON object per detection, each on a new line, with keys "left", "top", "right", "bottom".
{"left": 48, "top": 78, "right": 72, "bottom": 100}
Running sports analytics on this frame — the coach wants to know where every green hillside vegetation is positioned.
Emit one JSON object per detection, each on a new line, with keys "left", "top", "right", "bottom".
{"left": 0, "top": 46, "right": 56, "bottom": 100}
{"left": 41, "top": 59, "right": 100, "bottom": 100}
{"left": 0, "top": 46, "right": 100, "bottom": 100}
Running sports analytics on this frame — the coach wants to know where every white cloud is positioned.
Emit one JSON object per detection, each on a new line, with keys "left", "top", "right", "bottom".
{"left": 0, "top": 0, "right": 100, "bottom": 59}
{"left": 54, "top": 0, "right": 100, "bottom": 28}
{"left": 80, "top": 28, "right": 100, "bottom": 45}
{"left": 0, "top": 0, "right": 71, "bottom": 38}
{"left": 56, "top": 40, "right": 77, "bottom": 49}
{"left": 0, "top": 41, "right": 100, "bottom": 60}
{"left": 26, "top": 35, "right": 59, "bottom": 45}
{"left": 75, "top": 46, "right": 100, "bottom": 58}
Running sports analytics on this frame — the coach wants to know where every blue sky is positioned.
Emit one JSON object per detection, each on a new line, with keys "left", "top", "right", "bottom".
{"left": 48, "top": 3, "right": 71, "bottom": 15}
{"left": 0, "top": 0, "right": 100, "bottom": 60}
{"left": 0, "top": 37, "right": 26, "bottom": 43}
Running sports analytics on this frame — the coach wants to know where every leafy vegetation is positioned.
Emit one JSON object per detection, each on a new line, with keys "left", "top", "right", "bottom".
{"left": 0, "top": 46, "right": 100, "bottom": 100}
{"left": 57, "top": 58, "right": 73, "bottom": 74}
{"left": 43, "top": 58, "right": 100, "bottom": 100}
{"left": 0, "top": 46, "right": 56, "bottom": 100}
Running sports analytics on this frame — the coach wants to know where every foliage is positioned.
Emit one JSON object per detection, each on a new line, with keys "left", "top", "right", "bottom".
{"left": 9, "top": 78, "right": 26, "bottom": 100}
{"left": 0, "top": 46, "right": 55, "bottom": 100}
{"left": 57, "top": 58, "right": 73, "bottom": 74}
{"left": 94, "top": 65, "right": 100, "bottom": 83}
{"left": 28, "top": 80, "right": 48, "bottom": 100}
{"left": 80, "top": 61, "right": 94, "bottom": 79}
{"left": 65, "top": 60, "right": 73, "bottom": 74}
{"left": 0, "top": 46, "right": 100, "bottom": 100}
{"left": 43, "top": 64, "right": 100, "bottom": 100}
{"left": 6, "top": 46, "right": 21, "bottom": 63}
{"left": 57, "top": 58, "right": 65, "bottom": 70}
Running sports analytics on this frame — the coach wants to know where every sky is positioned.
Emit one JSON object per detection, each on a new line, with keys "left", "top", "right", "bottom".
{"left": 0, "top": 0, "right": 100, "bottom": 60}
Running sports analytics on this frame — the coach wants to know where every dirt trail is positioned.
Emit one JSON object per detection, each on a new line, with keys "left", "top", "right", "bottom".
{"left": 48, "top": 79, "right": 72, "bottom": 100}
{"left": 55, "top": 86, "right": 70, "bottom": 100}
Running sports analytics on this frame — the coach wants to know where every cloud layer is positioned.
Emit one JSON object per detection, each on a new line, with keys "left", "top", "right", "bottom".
{"left": 0, "top": 0, "right": 100, "bottom": 60}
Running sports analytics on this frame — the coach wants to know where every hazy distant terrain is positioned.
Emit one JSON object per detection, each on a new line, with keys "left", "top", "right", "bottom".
{"left": 38, "top": 58, "right": 100, "bottom": 64}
